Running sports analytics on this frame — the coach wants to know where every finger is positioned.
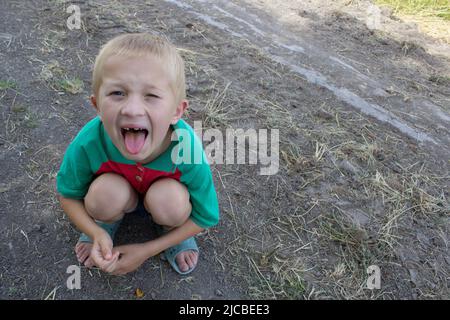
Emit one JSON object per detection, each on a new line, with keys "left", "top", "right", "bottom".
{"left": 98, "top": 255, "right": 116, "bottom": 270}
{"left": 110, "top": 264, "right": 124, "bottom": 275}
{"left": 105, "top": 263, "right": 116, "bottom": 274}
{"left": 101, "top": 244, "right": 113, "bottom": 260}
{"left": 107, "top": 252, "right": 120, "bottom": 267}
{"left": 104, "top": 258, "right": 118, "bottom": 273}
{"left": 91, "top": 251, "right": 107, "bottom": 267}
{"left": 101, "top": 252, "right": 120, "bottom": 272}
{"left": 111, "top": 248, "right": 122, "bottom": 258}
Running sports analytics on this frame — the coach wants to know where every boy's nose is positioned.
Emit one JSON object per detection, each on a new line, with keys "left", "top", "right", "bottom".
{"left": 120, "top": 95, "right": 146, "bottom": 117}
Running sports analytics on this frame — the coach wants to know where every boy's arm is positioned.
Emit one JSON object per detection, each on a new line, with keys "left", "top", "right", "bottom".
{"left": 59, "top": 196, "right": 104, "bottom": 240}
{"left": 59, "top": 196, "right": 119, "bottom": 270}
{"left": 111, "top": 218, "right": 203, "bottom": 275}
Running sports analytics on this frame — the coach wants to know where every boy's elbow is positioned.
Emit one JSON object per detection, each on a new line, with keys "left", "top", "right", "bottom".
{"left": 58, "top": 194, "right": 67, "bottom": 203}
{"left": 209, "top": 215, "right": 220, "bottom": 228}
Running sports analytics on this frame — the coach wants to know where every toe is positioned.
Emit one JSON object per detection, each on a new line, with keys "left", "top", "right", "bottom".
{"left": 188, "top": 251, "right": 198, "bottom": 269}
{"left": 79, "top": 250, "right": 90, "bottom": 263}
{"left": 176, "top": 254, "right": 189, "bottom": 272}
{"left": 75, "top": 244, "right": 84, "bottom": 261}
{"left": 184, "top": 254, "right": 192, "bottom": 268}
{"left": 75, "top": 242, "right": 82, "bottom": 254}
{"left": 75, "top": 243, "right": 92, "bottom": 264}
{"left": 77, "top": 244, "right": 86, "bottom": 254}
{"left": 190, "top": 251, "right": 198, "bottom": 266}
{"left": 75, "top": 242, "right": 87, "bottom": 253}
{"left": 175, "top": 251, "right": 198, "bottom": 272}
{"left": 84, "top": 257, "right": 95, "bottom": 268}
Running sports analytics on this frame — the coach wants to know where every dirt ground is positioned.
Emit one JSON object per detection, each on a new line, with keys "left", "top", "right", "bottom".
{"left": 0, "top": 0, "right": 449, "bottom": 300}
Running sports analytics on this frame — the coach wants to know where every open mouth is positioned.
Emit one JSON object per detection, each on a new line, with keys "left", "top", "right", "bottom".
{"left": 121, "top": 127, "right": 149, "bottom": 155}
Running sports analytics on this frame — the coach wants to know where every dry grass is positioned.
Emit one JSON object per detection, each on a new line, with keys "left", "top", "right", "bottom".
{"left": 204, "top": 76, "right": 448, "bottom": 298}
{"left": 37, "top": 59, "right": 84, "bottom": 95}
{"left": 201, "top": 82, "right": 234, "bottom": 128}
{"left": 247, "top": 255, "right": 307, "bottom": 299}
{"left": 375, "top": 0, "right": 450, "bottom": 43}
{"left": 227, "top": 87, "right": 449, "bottom": 298}
{"left": 54, "top": 78, "right": 84, "bottom": 94}
{"left": 280, "top": 144, "right": 315, "bottom": 173}
{"left": 260, "top": 100, "right": 296, "bottom": 131}
{"left": 315, "top": 213, "right": 380, "bottom": 299}
{"left": 375, "top": 0, "right": 450, "bottom": 20}
{"left": 0, "top": 80, "right": 17, "bottom": 91}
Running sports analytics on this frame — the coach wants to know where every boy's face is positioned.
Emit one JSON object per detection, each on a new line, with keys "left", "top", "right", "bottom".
{"left": 91, "top": 54, "right": 187, "bottom": 163}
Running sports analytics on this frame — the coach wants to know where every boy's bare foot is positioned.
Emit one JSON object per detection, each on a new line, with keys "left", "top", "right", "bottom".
{"left": 75, "top": 242, "right": 95, "bottom": 268}
{"left": 175, "top": 250, "right": 198, "bottom": 272}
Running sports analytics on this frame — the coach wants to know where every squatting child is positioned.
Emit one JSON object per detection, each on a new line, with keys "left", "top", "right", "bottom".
{"left": 56, "top": 33, "right": 219, "bottom": 275}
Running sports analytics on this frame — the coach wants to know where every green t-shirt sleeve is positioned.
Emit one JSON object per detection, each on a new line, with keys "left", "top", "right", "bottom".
{"left": 180, "top": 154, "right": 220, "bottom": 229}
{"left": 56, "top": 142, "right": 94, "bottom": 199}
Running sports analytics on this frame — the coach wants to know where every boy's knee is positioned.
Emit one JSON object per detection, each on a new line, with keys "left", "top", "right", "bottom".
{"left": 144, "top": 178, "right": 191, "bottom": 227}
{"left": 85, "top": 173, "right": 137, "bottom": 220}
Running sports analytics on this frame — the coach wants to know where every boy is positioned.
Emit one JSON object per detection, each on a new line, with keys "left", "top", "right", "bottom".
{"left": 56, "top": 33, "right": 219, "bottom": 275}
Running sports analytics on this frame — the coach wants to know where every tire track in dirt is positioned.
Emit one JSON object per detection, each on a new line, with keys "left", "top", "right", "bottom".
{"left": 165, "top": 0, "right": 450, "bottom": 155}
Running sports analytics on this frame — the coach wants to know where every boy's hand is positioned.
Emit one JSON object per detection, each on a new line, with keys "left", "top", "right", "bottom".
{"left": 90, "top": 230, "right": 120, "bottom": 272}
{"left": 110, "top": 243, "right": 150, "bottom": 275}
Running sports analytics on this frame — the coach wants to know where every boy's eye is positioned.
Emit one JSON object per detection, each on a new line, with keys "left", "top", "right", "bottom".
{"left": 110, "top": 91, "right": 124, "bottom": 96}
{"left": 146, "top": 93, "right": 159, "bottom": 98}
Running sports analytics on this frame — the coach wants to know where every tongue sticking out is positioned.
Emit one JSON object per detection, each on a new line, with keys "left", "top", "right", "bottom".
{"left": 124, "top": 131, "right": 146, "bottom": 154}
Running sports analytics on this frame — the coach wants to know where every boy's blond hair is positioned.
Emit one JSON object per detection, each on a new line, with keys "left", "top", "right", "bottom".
{"left": 92, "top": 33, "right": 186, "bottom": 103}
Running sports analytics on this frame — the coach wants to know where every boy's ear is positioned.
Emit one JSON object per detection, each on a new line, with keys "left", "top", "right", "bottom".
{"left": 89, "top": 95, "right": 102, "bottom": 120}
{"left": 89, "top": 95, "right": 99, "bottom": 113}
{"left": 171, "top": 99, "right": 188, "bottom": 125}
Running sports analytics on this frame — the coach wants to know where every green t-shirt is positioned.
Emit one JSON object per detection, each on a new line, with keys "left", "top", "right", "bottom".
{"left": 57, "top": 116, "right": 219, "bottom": 229}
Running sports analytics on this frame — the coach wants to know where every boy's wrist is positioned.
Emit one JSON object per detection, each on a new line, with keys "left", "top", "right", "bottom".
{"left": 88, "top": 224, "right": 107, "bottom": 240}
{"left": 141, "top": 240, "right": 159, "bottom": 259}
